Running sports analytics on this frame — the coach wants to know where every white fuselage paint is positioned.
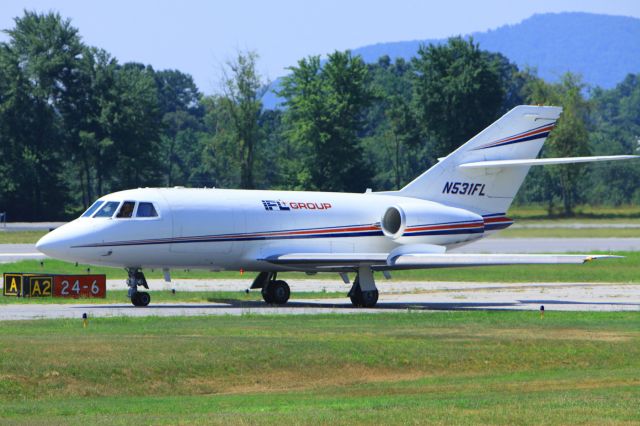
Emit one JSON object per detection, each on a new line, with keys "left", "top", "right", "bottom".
{"left": 36, "top": 187, "right": 504, "bottom": 272}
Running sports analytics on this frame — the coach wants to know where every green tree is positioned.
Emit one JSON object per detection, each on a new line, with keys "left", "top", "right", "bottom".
{"left": 220, "top": 51, "right": 264, "bottom": 189}
{"left": 107, "top": 63, "right": 163, "bottom": 190}
{"left": 588, "top": 74, "right": 640, "bottom": 206}
{"left": 412, "top": 37, "right": 504, "bottom": 162}
{"left": 360, "top": 57, "right": 422, "bottom": 191}
{"left": 279, "top": 51, "right": 373, "bottom": 192}
{"left": 526, "top": 73, "right": 591, "bottom": 216}
{"left": 0, "top": 11, "right": 83, "bottom": 219}
{"left": 154, "top": 69, "right": 203, "bottom": 186}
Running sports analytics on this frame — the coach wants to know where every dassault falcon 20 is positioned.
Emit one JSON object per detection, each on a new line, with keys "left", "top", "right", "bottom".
{"left": 36, "top": 105, "right": 638, "bottom": 307}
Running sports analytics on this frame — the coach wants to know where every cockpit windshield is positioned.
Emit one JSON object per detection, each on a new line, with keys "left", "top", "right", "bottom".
{"left": 81, "top": 201, "right": 104, "bottom": 217}
{"left": 93, "top": 201, "right": 121, "bottom": 218}
{"left": 82, "top": 200, "right": 158, "bottom": 219}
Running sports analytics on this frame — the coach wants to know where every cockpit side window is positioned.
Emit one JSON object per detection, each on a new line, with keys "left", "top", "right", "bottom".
{"left": 116, "top": 201, "right": 136, "bottom": 218}
{"left": 136, "top": 202, "right": 158, "bottom": 218}
{"left": 93, "top": 201, "right": 121, "bottom": 218}
{"left": 81, "top": 201, "right": 104, "bottom": 217}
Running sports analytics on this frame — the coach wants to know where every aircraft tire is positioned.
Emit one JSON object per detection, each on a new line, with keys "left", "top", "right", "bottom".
{"left": 349, "top": 286, "right": 378, "bottom": 308}
{"left": 270, "top": 280, "right": 290, "bottom": 305}
{"left": 360, "top": 290, "right": 378, "bottom": 308}
{"left": 261, "top": 286, "right": 274, "bottom": 304}
{"left": 137, "top": 292, "right": 151, "bottom": 307}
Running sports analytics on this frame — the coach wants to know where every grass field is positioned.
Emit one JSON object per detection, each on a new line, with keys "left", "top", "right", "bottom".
{"left": 0, "top": 230, "right": 47, "bottom": 243}
{"left": 497, "top": 227, "right": 640, "bottom": 238}
{"left": 2, "top": 252, "right": 639, "bottom": 285}
{"left": 0, "top": 312, "right": 638, "bottom": 424}
{"left": 508, "top": 204, "right": 640, "bottom": 220}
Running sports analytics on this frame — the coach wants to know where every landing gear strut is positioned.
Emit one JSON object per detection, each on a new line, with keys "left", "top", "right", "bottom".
{"left": 252, "top": 272, "right": 290, "bottom": 305}
{"left": 348, "top": 267, "right": 379, "bottom": 308}
{"left": 127, "top": 268, "right": 150, "bottom": 307}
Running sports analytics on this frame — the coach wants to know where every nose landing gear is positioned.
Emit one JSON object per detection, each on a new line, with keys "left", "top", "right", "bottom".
{"left": 127, "top": 268, "right": 151, "bottom": 307}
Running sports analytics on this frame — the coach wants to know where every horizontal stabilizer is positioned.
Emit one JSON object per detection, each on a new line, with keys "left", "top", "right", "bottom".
{"left": 458, "top": 155, "right": 639, "bottom": 169}
{"left": 263, "top": 252, "right": 620, "bottom": 271}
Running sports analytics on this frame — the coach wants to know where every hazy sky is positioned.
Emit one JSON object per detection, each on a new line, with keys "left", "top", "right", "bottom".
{"left": 1, "top": 0, "right": 639, "bottom": 93}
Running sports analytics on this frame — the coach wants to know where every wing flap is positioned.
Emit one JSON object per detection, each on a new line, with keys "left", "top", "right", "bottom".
{"left": 264, "top": 252, "right": 620, "bottom": 270}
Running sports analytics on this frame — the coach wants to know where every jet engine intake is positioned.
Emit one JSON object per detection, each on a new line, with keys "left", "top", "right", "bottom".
{"left": 380, "top": 201, "right": 484, "bottom": 245}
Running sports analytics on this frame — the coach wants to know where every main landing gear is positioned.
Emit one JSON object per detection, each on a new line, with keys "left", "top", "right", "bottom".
{"left": 348, "top": 266, "right": 379, "bottom": 308}
{"left": 127, "top": 268, "right": 151, "bottom": 307}
{"left": 251, "top": 272, "right": 290, "bottom": 305}
{"left": 250, "top": 267, "right": 380, "bottom": 308}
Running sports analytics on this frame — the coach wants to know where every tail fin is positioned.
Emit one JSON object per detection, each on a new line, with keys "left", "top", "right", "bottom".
{"left": 399, "top": 105, "right": 562, "bottom": 216}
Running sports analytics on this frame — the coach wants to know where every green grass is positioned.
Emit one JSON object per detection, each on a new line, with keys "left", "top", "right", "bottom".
{"left": 0, "top": 230, "right": 47, "bottom": 243}
{"left": 2, "top": 252, "right": 639, "bottom": 284}
{"left": 0, "top": 312, "right": 638, "bottom": 424}
{"left": 497, "top": 227, "right": 640, "bottom": 238}
{"left": 509, "top": 204, "right": 640, "bottom": 220}
{"left": 0, "top": 289, "right": 344, "bottom": 305}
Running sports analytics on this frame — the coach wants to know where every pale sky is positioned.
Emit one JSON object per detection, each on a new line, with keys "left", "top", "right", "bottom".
{"left": 1, "top": 0, "right": 639, "bottom": 93}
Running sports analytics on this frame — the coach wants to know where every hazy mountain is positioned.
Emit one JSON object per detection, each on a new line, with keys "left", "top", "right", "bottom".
{"left": 353, "top": 12, "right": 640, "bottom": 89}
{"left": 263, "top": 12, "right": 640, "bottom": 109}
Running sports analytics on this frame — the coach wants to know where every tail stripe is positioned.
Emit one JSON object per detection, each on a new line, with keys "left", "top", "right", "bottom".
{"left": 473, "top": 123, "right": 555, "bottom": 151}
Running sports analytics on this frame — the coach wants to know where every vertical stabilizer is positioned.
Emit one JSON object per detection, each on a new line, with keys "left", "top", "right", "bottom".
{"left": 399, "top": 105, "right": 562, "bottom": 216}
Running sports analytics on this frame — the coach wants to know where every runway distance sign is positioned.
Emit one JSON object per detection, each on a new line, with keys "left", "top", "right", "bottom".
{"left": 53, "top": 275, "right": 106, "bottom": 298}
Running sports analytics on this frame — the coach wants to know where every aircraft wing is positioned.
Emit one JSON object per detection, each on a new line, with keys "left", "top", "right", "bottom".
{"left": 262, "top": 252, "right": 620, "bottom": 271}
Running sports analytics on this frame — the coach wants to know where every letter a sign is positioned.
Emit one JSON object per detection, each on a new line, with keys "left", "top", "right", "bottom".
{"left": 3, "top": 273, "right": 22, "bottom": 296}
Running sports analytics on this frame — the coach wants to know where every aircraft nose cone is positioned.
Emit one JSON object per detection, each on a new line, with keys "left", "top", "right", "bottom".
{"left": 35, "top": 231, "right": 67, "bottom": 258}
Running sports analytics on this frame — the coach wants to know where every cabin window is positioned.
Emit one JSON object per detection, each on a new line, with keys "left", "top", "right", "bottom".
{"left": 93, "top": 201, "right": 120, "bottom": 218}
{"left": 116, "top": 201, "right": 136, "bottom": 218}
{"left": 81, "top": 201, "right": 104, "bottom": 217}
{"left": 136, "top": 202, "right": 158, "bottom": 218}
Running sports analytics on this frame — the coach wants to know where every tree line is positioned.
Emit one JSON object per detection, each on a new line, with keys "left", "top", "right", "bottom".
{"left": 1, "top": 11, "right": 639, "bottom": 220}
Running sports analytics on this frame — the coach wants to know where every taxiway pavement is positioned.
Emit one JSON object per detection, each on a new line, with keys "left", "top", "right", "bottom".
{"left": 1, "top": 280, "right": 637, "bottom": 320}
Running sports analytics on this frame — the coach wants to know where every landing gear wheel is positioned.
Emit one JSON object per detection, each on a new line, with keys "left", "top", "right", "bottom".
{"left": 349, "top": 292, "right": 361, "bottom": 306}
{"left": 131, "top": 292, "right": 151, "bottom": 307}
{"left": 270, "top": 280, "right": 290, "bottom": 305}
{"left": 349, "top": 282, "right": 378, "bottom": 308}
{"left": 261, "top": 286, "right": 274, "bottom": 304}
{"left": 262, "top": 280, "right": 290, "bottom": 305}
{"left": 360, "top": 290, "right": 378, "bottom": 308}
{"left": 137, "top": 292, "right": 151, "bottom": 306}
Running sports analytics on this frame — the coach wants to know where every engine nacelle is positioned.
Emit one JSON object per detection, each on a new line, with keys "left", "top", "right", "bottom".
{"left": 380, "top": 200, "right": 484, "bottom": 245}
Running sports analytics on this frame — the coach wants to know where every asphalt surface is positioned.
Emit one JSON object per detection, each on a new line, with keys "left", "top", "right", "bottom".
{"left": 0, "top": 244, "right": 47, "bottom": 262}
{"left": 1, "top": 281, "right": 638, "bottom": 320}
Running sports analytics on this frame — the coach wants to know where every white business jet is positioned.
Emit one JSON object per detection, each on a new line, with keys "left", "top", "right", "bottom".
{"left": 36, "top": 106, "right": 637, "bottom": 307}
